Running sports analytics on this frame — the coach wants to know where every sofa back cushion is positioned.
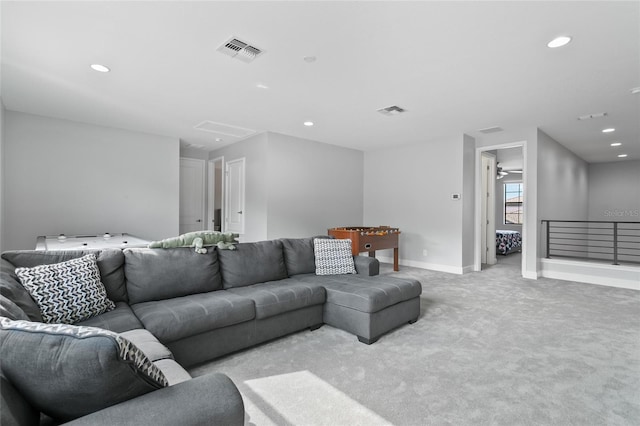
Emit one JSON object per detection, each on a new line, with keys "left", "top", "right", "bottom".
{"left": 1, "top": 259, "right": 42, "bottom": 322}
{"left": 280, "top": 236, "right": 331, "bottom": 276}
{"left": 124, "top": 247, "right": 222, "bottom": 304}
{"left": 0, "top": 318, "right": 167, "bottom": 422}
{"left": 1, "top": 249, "right": 128, "bottom": 303}
{"left": 218, "top": 240, "right": 288, "bottom": 288}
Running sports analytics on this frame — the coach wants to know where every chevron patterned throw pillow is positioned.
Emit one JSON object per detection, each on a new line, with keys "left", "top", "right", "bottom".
{"left": 313, "top": 238, "right": 357, "bottom": 275}
{"left": 15, "top": 254, "right": 115, "bottom": 324}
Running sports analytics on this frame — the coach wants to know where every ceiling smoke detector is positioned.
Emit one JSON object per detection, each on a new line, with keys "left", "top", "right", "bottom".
{"left": 377, "top": 105, "right": 406, "bottom": 116}
{"left": 217, "top": 37, "right": 264, "bottom": 63}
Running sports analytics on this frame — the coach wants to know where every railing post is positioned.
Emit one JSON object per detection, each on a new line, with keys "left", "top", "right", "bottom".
{"left": 545, "top": 220, "right": 550, "bottom": 259}
{"left": 613, "top": 222, "right": 618, "bottom": 265}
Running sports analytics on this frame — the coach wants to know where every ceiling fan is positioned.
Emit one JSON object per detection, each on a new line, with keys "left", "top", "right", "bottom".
{"left": 496, "top": 163, "right": 523, "bottom": 179}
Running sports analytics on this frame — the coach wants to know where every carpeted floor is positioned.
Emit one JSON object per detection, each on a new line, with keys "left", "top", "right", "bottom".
{"left": 190, "top": 259, "right": 640, "bottom": 426}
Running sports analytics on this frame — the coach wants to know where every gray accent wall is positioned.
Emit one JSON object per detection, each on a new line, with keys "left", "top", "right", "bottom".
{"left": 266, "top": 132, "right": 363, "bottom": 239}
{"left": 209, "top": 132, "right": 363, "bottom": 242}
{"left": 588, "top": 160, "right": 640, "bottom": 222}
{"left": 3, "top": 111, "right": 180, "bottom": 250}
{"left": 363, "top": 134, "right": 473, "bottom": 273}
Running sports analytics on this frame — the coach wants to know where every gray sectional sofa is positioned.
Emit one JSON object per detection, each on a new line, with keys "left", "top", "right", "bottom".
{"left": 1, "top": 236, "right": 422, "bottom": 425}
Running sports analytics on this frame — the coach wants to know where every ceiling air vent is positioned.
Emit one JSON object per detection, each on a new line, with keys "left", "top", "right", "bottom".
{"left": 478, "top": 126, "right": 504, "bottom": 134}
{"left": 217, "top": 37, "right": 264, "bottom": 63}
{"left": 194, "top": 120, "right": 256, "bottom": 138}
{"left": 377, "top": 105, "right": 406, "bottom": 116}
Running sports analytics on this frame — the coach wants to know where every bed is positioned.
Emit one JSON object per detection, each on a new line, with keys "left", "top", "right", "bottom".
{"left": 496, "top": 230, "right": 522, "bottom": 255}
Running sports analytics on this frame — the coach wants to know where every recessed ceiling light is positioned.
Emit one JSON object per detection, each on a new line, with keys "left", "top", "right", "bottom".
{"left": 215, "top": 138, "right": 223, "bottom": 142}
{"left": 602, "top": 128, "right": 615, "bottom": 133}
{"left": 256, "top": 83, "right": 269, "bottom": 89}
{"left": 303, "top": 121, "right": 314, "bottom": 127}
{"left": 547, "top": 36, "right": 572, "bottom": 48}
{"left": 618, "top": 154, "right": 628, "bottom": 158}
{"left": 610, "top": 142, "right": 622, "bottom": 147}
{"left": 631, "top": 87, "right": 640, "bottom": 95}
{"left": 90, "top": 64, "right": 110, "bottom": 73}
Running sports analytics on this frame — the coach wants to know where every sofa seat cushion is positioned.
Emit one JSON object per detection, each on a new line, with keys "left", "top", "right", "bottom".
{"left": 293, "top": 275, "right": 422, "bottom": 313}
{"left": 119, "top": 329, "right": 174, "bottom": 362}
{"left": 75, "top": 301, "right": 143, "bottom": 333}
{"left": 124, "top": 248, "right": 222, "bottom": 304}
{"left": 218, "top": 240, "right": 288, "bottom": 288}
{"left": 131, "top": 292, "right": 255, "bottom": 343}
{"left": 226, "top": 280, "right": 326, "bottom": 319}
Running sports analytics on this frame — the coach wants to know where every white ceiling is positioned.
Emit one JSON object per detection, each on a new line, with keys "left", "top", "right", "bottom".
{"left": 2, "top": 1, "right": 638, "bottom": 163}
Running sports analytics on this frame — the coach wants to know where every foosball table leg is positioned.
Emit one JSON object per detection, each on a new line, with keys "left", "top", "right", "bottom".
{"left": 393, "top": 247, "right": 399, "bottom": 271}
{"left": 368, "top": 251, "right": 375, "bottom": 258}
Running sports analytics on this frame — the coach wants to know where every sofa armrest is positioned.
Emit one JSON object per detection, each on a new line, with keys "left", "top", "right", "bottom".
{"left": 64, "top": 373, "right": 244, "bottom": 426}
{"left": 353, "top": 256, "right": 379, "bottom": 276}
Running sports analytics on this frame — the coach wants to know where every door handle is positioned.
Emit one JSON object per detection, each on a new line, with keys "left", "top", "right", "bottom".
{"left": 196, "top": 219, "right": 202, "bottom": 222}
{"left": 237, "top": 211, "right": 243, "bottom": 214}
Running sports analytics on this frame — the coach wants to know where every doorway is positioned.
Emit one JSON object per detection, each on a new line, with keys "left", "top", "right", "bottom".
{"left": 475, "top": 143, "right": 526, "bottom": 275}
{"left": 179, "top": 157, "right": 206, "bottom": 234}
{"left": 208, "top": 157, "right": 224, "bottom": 232}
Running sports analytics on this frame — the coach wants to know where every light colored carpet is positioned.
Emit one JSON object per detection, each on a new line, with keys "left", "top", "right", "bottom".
{"left": 190, "top": 259, "right": 640, "bottom": 426}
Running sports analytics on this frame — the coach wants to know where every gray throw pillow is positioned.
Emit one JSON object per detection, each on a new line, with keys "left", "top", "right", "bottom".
{"left": 15, "top": 254, "right": 115, "bottom": 324}
{"left": 0, "top": 318, "right": 168, "bottom": 422}
{"left": 313, "top": 238, "right": 357, "bottom": 275}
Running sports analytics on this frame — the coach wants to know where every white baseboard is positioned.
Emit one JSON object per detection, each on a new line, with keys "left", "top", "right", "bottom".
{"left": 376, "top": 256, "right": 466, "bottom": 275}
{"left": 541, "top": 258, "right": 640, "bottom": 291}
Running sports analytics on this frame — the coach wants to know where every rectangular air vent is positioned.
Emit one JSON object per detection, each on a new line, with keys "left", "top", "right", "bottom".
{"left": 217, "top": 37, "right": 264, "bottom": 63}
{"left": 194, "top": 121, "right": 256, "bottom": 138}
{"left": 377, "top": 105, "right": 406, "bottom": 116}
{"left": 478, "top": 126, "right": 504, "bottom": 134}
{"left": 577, "top": 112, "right": 607, "bottom": 120}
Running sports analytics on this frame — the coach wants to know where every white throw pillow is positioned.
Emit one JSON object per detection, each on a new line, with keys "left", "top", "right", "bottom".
{"left": 313, "top": 238, "right": 357, "bottom": 275}
{"left": 15, "top": 254, "right": 115, "bottom": 324}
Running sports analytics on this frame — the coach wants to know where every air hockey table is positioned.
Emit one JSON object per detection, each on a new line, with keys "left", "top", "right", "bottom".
{"left": 36, "top": 233, "right": 151, "bottom": 251}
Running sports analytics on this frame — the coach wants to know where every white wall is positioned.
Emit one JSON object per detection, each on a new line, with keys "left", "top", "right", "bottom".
{"left": 461, "top": 134, "right": 476, "bottom": 269}
{"left": 209, "top": 133, "right": 269, "bottom": 242}
{"left": 3, "top": 112, "right": 180, "bottom": 250}
{"left": 364, "top": 135, "right": 470, "bottom": 273}
{"left": 537, "top": 129, "right": 589, "bottom": 222}
{"left": 266, "top": 132, "right": 363, "bottom": 239}
{"left": 0, "top": 98, "right": 5, "bottom": 253}
{"left": 588, "top": 160, "right": 640, "bottom": 222}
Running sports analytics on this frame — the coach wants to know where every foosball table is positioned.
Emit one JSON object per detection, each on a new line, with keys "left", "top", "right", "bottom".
{"left": 328, "top": 226, "right": 401, "bottom": 271}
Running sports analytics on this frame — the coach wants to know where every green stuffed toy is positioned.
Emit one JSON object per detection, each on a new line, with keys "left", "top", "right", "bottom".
{"left": 148, "top": 231, "right": 239, "bottom": 254}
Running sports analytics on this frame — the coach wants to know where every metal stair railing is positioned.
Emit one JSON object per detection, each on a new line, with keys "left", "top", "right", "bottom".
{"left": 541, "top": 220, "right": 640, "bottom": 265}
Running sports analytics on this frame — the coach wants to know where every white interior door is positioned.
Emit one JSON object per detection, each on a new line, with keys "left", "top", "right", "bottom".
{"left": 224, "top": 157, "right": 245, "bottom": 234}
{"left": 207, "top": 157, "right": 224, "bottom": 232}
{"left": 179, "top": 158, "right": 205, "bottom": 234}
{"left": 481, "top": 152, "right": 497, "bottom": 265}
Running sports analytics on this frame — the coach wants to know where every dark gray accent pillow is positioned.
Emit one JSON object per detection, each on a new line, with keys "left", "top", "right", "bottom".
{"left": 281, "top": 236, "right": 331, "bottom": 276}
{"left": 0, "top": 264, "right": 43, "bottom": 322}
{"left": 0, "top": 318, "right": 167, "bottom": 422}
{"left": 124, "top": 248, "right": 222, "bottom": 304}
{"left": 218, "top": 240, "right": 288, "bottom": 288}
{"left": 1, "top": 249, "right": 128, "bottom": 303}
